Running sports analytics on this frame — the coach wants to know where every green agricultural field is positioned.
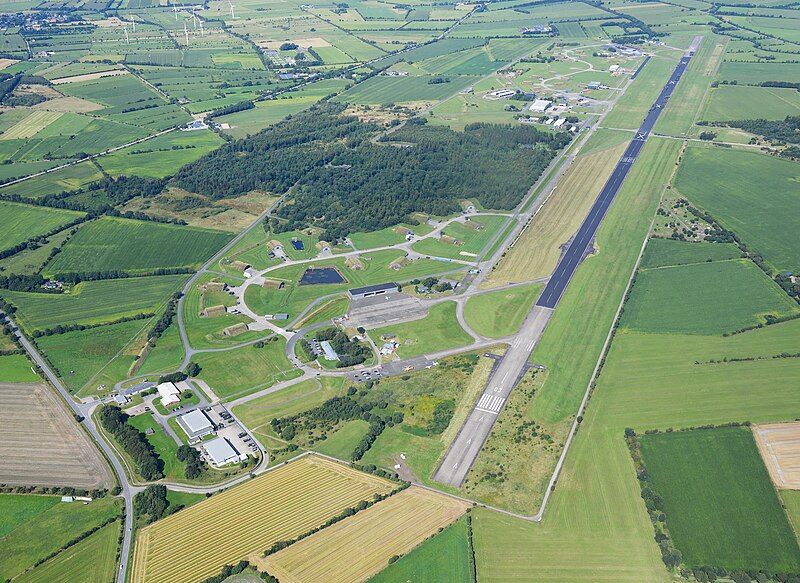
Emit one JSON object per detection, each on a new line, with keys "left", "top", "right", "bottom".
{"left": 701, "top": 85, "right": 800, "bottom": 121}
{"left": 0, "top": 497, "right": 121, "bottom": 581}
{"left": 336, "top": 75, "right": 479, "bottom": 104}
{"left": 0, "top": 495, "right": 59, "bottom": 538}
{"left": 37, "top": 319, "right": 150, "bottom": 393}
{"left": 639, "top": 238, "right": 742, "bottom": 269}
{"left": 368, "top": 302, "right": 472, "bottom": 359}
{"left": 96, "top": 130, "right": 225, "bottom": 179}
{"left": 313, "top": 420, "right": 370, "bottom": 460}
{"left": 0, "top": 201, "right": 83, "bottom": 254}
{"left": 192, "top": 337, "right": 302, "bottom": 401}
{"left": 368, "top": 515, "right": 472, "bottom": 583}
{"left": 0, "top": 354, "right": 38, "bottom": 383}
{"left": 45, "top": 217, "right": 232, "bottom": 275}
{"left": 782, "top": 490, "right": 800, "bottom": 536}
{"left": 136, "top": 322, "right": 185, "bottom": 375}
{"left": 412, "top": 215, "right": 509, "bottom": 260}
{"left": 464, "top": 284, "right": 542, "bottom": 338}
{"left": 619, "top": 259, "right": 799, "bottom": 335}
{"left": 2, "top": 275, "right": 185, "bottom": 333}
{"left": 674, "top": 145, "right": 800, "bottom": 272}
{"left": 14, "top": 521, "right": 120, "bottom": 583}
{"left": 0, "top": 162, "right": 104, "bottom": 199}
{"left": 639, "top": 427, "right": 800, "bottom": 572}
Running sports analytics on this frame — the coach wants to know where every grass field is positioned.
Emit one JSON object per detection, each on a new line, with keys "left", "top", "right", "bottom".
{"left": 131, "top": 456, "right": 394, "bottom": 583}
{"left": 336, "top": 75, "right": 479, "bottom": 104}
{"left": 0, "top": 497, "right": 121, "bottom": 581}
{"left": 412, "top": 215, "right": 508, "bottom": 260}
{"left": 15, "top": 521, "right": 120, "bottom": 583}
{"left": 701, "top": 85, "right": 800, "bottom": 121}
{"left": 0, "top": 495, "right": 59, "bottom": 537}
{"left": 313, "top": 420, "right": 370, "bottom": 460}
{"left": 367, "top": 514, "right": 471, "bottom": 583}
{"left": 0, "top": 354, "right": 38, "bottom": 382}
{"left": 192, "top": 338, "right": 302, "bottom": 401}
{"left": 619, "top": 259, "right": 799, "bottom": 335}
{"left": 38, "top": 319, "right": 149, "bottom": 392}
{"left": 261, "top": 487, "right": 469, "bottom": 583}
{"left": 488, "top": 137, "right": 628, "bottom": 283}
{"left": 639, "top": 238, "right": 742, "bottom": 269}
{"left": 464, "top": 284, "right": 542, "bottom": 338}
{"left": 640, "top": 427, "right": 800, "bottom": 572}
{"left": 0, "top": 201, "right": 83, "bottom": 254}
{"left": 45, "top": 217, "right": 232, "bottom": 275}
{"left": 367, "top": 302, "right": 472, "bottom": 359}
{"left": 3, "top": 274, "right": 185, "bottom": 333}
{"left": 673, "top": 145, "right": 800, "bottom": 272}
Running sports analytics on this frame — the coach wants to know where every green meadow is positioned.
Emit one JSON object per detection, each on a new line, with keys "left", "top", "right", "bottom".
{"left": 0, "top": 201, "right": 83, "bottom": 254}
{"left": 45, "top": 217, "right": 232, "bottom": 275}
{"left": 639, "top": 238, "right": 741, "bottom": 269}
{"left": 640, "top": 427, "right": 800, "bottom": 572}
{"left": 464, "top": 284, "right": 542, "bottom": 338}
{"left": 674, "top": 145, "right": 800, "bottom": 272}
{"left": 620, "top": 259, "right": 799, "bottom": 335}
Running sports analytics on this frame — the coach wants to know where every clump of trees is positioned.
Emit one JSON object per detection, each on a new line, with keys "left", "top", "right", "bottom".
{"left": 177, "top": 444, "right": 205, "bottom": 479}
{"left": 315, "top": 327, "right": 371, "bottom": 367}
{"left": 97, "top": 406, "right": 164, "bottom": 480}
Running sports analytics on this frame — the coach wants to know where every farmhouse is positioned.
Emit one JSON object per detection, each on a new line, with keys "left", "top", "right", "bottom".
{"left": 530, "top": 99, "right": 552, "bottom": 112}
{"left": 348, "top": 282, "right": 399, "bottom": 299}
{"left": 204, "top": 436, "right": 245, "bottom": 466}
{"left": 157, "top": 382, "right": 182, "bottom": 407}
{"left": 178, "top": 409, "right": 215, "bottom": 441}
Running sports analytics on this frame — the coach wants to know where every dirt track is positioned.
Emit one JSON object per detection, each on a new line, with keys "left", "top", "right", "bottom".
{"left": 0, "top": 382, "right": 113, "bottom": 489}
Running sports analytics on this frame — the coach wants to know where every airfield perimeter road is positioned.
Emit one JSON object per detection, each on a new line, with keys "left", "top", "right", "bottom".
{"left": 433, "top": 37, "right": 703, "bottom": 489}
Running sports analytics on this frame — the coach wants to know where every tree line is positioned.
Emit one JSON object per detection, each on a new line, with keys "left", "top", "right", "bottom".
{"left": 97, "top": 406, "right": 164, "bottom": 481}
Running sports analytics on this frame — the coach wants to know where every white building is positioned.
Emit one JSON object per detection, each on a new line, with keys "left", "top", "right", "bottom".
{"left": 609, "top": 64, "right": 620, "bottom": 72}
{"left": 553, "top": 118, "right": 566, "bottom": 128}
{"left": 177, "top": 409, "right": 215, "bottom": 441}
{"left": 320, "top": 340, "right": 339, "bottom": 361}
{"left": 204, "top": 437, "right": 246, "bottom": 466}
{"left": 156, "top": 382, "right": 181, "bottom": 407}
{"left": 529, "top": 99, "right": 552, "bottom": 112}
{"left": 487, "top": 89, "right": 516, "bottom": 99}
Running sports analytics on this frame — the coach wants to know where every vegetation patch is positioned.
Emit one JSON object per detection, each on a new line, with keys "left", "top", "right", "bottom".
{"left": 464, "top": 284, "right": 542, "bottom": 338}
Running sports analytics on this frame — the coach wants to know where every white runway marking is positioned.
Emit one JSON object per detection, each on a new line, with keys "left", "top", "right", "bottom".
{"left": 476, "top": 393, "right": 506, "bottom": 414}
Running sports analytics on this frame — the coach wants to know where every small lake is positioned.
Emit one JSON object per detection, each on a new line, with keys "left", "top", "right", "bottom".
{"left": 291, "top": 240, "right": 305, "bottom": 251}
{"left": 299, "top": 267, "right": 345, "bottom": 285}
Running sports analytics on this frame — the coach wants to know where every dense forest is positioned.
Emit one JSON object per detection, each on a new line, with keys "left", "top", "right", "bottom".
{"left": 172, "top": 104, "right": 571, "bottom": 239}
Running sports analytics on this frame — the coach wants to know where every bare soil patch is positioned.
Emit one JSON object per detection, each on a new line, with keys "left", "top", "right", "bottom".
{"left": 754, "top": 421, "right": 800, "bottom": 489}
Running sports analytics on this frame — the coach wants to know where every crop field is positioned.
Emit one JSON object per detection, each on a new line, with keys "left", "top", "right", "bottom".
{"left": 639, "top": 238, "right": 741, "bottom": 269}
{"left": 96, "top": 129, "right": 225, "bottom": 179}
{"left": 192, "top": 338, "right": 302, "bottom": 401}
{"left": 15, "top": 521, "right": 120, "bottom": 583}
{"left": 640, "top": 427, "right": 800, "bottom": 572}
{"left": 336, "top": 75, "right": 479, "bottom": 104}
{"left": 619, "top": 259, "right": 799, "bottom": 335}
{"left": 0, "top": 111, "right": 64, "bottom": 140}
{"left": 674, "top": 145, "right": 800, "bottom": 272}
{"left": 464, "top": 284, "right": 542, "bottom": 338}
{"left": 261, "top": 487, "right": 469, "bottom": 583}
{"left": 412, "top": 215, "right": 508, "bottom": 260}
{"left": 717, "top": 61, "right": 800, "bottom": 85}
{"left": 45, "top": 217, "right": 232, "bottom": 275}
{"left": 753, "top": 422, "right": 800, "bottom": 489}
{"left": 131, "top": 456, "right": 395, "bottom": 583}
{"left": 2, "top": 274, "right": 185, "bottom": 333}
{"left": 368, "top": 302, "right": 472, "bottom": 359}
{"left": 488, "top": 139, "right": 628, "bottom": 283}
{"left": 368, "top": 515, "right": 471, "bottom": 583}
{"left": 0, "top": 496, "right": 121, "bottom": 581}
{"left": 0, "top": 381, "right": 113, "bottom": 488}
{"left": 39, "top": 319, "right": 150, "bottom": 393}
{"left": 0, "top": 162, "right": 104, "bottom": 199}
{"left": 701, "top": 85, "right": 800, "bottom": 121}
{"left": 0, "top": 495, "right": 59, "bottom": 538}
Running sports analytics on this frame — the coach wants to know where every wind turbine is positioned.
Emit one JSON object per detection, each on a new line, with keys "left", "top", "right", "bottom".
{"left": 123, "top": 24, "right": 129, "bottom": 44}
{"left": 228, "top": 0, "right": 236, "bottom": 19}
{"left": 171, "top": 0, "right": 178, "bottom": 21}
{"left": 192, "top": 6, "right": 197, "bottom": 29}
{"left": 131, "top": 16, "right": 136, "bottom": 33}
{"left": 184, "top": 21, "right": 189, "bottom": 45}
{"left": 199, "top": 20, "right": 204, "bottom": 36}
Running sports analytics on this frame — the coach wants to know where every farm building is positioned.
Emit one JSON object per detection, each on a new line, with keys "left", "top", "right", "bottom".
{"left": 587, "top": 81, "right": 601, "bottom": 90}
{"left": 486, "top": 89, "right": 516, "bottom": 100}
{"left": 157, "top": 382, "right": 182, "bottom": 407}
{"left": 348, "top": 282, "right": 399, "bottom": 299}
{"left": 204, "top": 437, "right": 246, "bottom": 466}
{"left": 609, "top": 64, "right": 620, "bottom": 72}
{"left": 203, "top": 305, "right": 226, "bottom": 318}
{"left": 530, "top": 99, "right": 552, "bottom": 112}
{"left": 178, "top": 409, "right": 215, "bottom": 441}
{"left": 262, "top": 278, "right": 286, "bottom": 290}
{"left": 223, "top": 323, "right": 248, "bottom": 337}
{"left": 553, "top": 118, "right": 566, "bottom": 128}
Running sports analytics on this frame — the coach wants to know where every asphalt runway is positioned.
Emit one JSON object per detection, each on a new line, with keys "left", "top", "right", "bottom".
{"left": 433, "top": 39, "right": 701, "bottom": 488}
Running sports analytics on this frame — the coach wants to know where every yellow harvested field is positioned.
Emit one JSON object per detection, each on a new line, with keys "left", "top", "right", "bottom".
{"left": 0, "top": 58, "right": 19, "bottom": 70}
{"left": 260, "top": 487, "right": 469, "bottom": 583}
{"left": 51, "top": 69, "right": 128, "bottom": 84}
{"left": 0, "top": 110, "right": 63, "bottom": 140}
{"left": 487, "top": 142, "right": 626, "bottom": 283}
{"left": 131, "top": 456, "right": 394, "bottom": 583}
{"left": 753, "top": 422, "right": 800, "bottom": 489}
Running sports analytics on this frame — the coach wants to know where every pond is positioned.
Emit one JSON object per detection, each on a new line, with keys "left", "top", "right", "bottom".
{"left": 299, "top": 267, "right": 346, "bottom": 285}
{"left": 291, "top": 239, "right": 305, "bottom": 251}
